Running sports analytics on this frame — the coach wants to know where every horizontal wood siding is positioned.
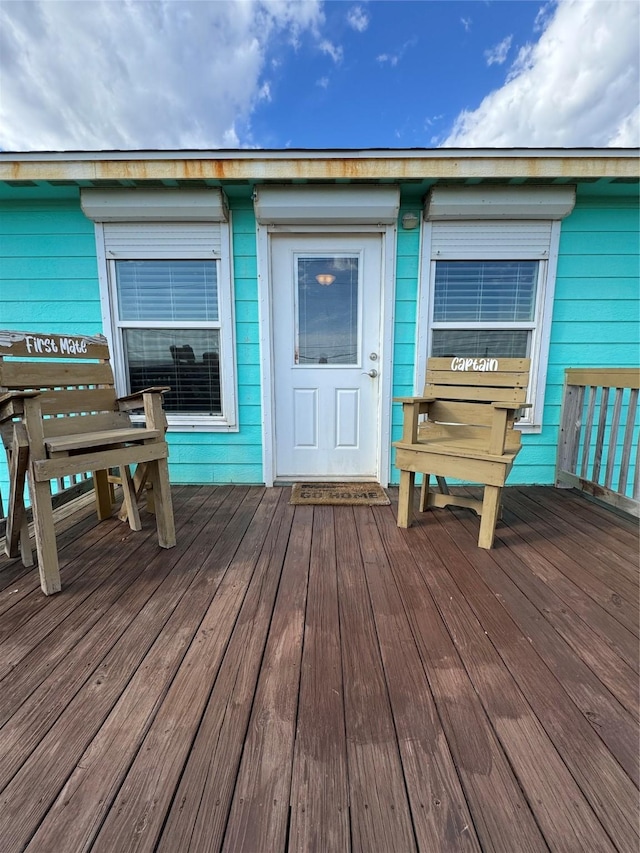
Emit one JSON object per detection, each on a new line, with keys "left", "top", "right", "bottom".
{"left": 167, "top": 194, "right": 263, "bottom": 485}
{"left": 0, "top": 196, "right": 103, "bottom": 500}
{"left": 1, "top": 184, "right": 636, "bottom": 490}
{"left": 389, "top": 187, "right": 639, "bottom": 486}
{"left": 390, "top": 197, "right": 421, "bottom": 483}
{"left": 0, "top": 190, "right": 264, "bottom": 499}
{"left": 516, "top": 190, "right": 640, "bottom": 485}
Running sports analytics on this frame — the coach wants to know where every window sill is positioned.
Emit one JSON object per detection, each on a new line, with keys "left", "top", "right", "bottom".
{"left": 131, "top": 414, "right": 239, "bottom": 433}
{"left": 517, "top": 422, "right": 542, "bottom": 435}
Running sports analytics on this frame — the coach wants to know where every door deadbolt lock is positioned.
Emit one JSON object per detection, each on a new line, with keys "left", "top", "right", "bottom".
{"left": 369, "top": 352, "right": 378, "bottom": 361}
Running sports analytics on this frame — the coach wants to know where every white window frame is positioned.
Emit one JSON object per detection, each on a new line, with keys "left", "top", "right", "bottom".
{"left": 416, "top": 219, "right": 562, "bottom": 432}
{"left": 94, "top": 220, "right": 238, "bottom": 432}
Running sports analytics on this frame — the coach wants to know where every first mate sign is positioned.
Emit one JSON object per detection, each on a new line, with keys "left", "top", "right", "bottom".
{"left": 0, "top": 331, "right": 110, "bottom": 360}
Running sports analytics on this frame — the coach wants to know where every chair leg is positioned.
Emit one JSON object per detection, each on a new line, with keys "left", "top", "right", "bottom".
{"left": 397, "top": 470, "right": 415, "bottom": 528}
{"left": 5, "top": 425, "right": 33, "bottom": 565}
{"left": 117, "top": 463, "right": 151, "bottom": 522}
{"left": 29, "top": 477, "right": 61, "bottom": 595}
{"left": 478, "top": 485, "right": 502, "bottom": 549}
{"left": 147, "top": 458, "right": 175, "bottom": 548}
{"left": 419, "top": 474, "right": 430, "bottom": 512}
{"left": 93, "top": 469, "right": 113, "bottom": 521}
{"left": 120, "top": 465, "right": 142, "bottom": 532}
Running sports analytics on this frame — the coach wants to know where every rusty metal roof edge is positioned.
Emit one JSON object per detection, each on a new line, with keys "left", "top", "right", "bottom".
{"left": 1, "top": 147, "right": 638, "bottom": 161}
{"left": 0, "top": 148, "right": 637, "bottom": 182}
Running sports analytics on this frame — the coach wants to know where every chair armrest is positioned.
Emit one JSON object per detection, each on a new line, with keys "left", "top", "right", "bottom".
{"left": 117, "top": 387, "right": 170, "bottom": 412}
{"left": 0, "top": 390, "right": 40, "bottom": 422}
{"left": 395, "top": 397, "right": 436, "bottom": 443}
{"left": 492, "top": 402, "right": 532, "bottom": 410}
{"left": 118, "top": 387, "right": 170, "bottom": 432}
{"left": 393, "top": 396, "right": 436, "bottom": 404}
{"left": 488, "top": 402, "right": 532, "bottom": 455}
{"left": 492, "top": 401, "right": 532, "bottom": 424}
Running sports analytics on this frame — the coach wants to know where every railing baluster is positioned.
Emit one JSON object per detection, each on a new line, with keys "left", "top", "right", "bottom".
{"left": 604, "top": 387, "right": 623, "bottom": 489}
{"left": 618, "top": 387, "right": 637, "bottom": 495}
{"left": 557, "top": 382, "right": 583, "bottom": 479}
{"left": 580, "top": 385, "right": 596, "bottom": 479}
{"left": 592, "top": 386, "right": 609, "bottom": 485}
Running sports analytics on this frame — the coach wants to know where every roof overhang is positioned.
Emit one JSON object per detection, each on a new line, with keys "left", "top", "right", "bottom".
{"left": 0, "top": 148, "right": 638, "bottom": 184}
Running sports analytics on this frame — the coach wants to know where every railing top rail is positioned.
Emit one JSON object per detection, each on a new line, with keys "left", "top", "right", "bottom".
{"left": 565, "top": 368, "right": 640, "bottom": 390}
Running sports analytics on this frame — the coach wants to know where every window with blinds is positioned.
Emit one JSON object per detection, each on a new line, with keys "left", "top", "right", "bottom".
{"left": 431, "top": 259, "right": 539, "bottom": 361}
{"left": 420, "top": 188, "right": 574, "bottom": 431}
{"left": 115, "top": 261, "right": 219, "bottom": 322}
{"left": 114, "top": 259, "right": 222, "bottom": 416}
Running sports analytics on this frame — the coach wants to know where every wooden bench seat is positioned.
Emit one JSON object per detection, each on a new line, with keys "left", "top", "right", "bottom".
{"left": 394, "top": 357, "right": 531, "bottom": 548}
{"left": 0, "top": 329, "right": 176, "bottom": 595}
{"left": 45, "top": 428, "right": 162, "bottom": 455}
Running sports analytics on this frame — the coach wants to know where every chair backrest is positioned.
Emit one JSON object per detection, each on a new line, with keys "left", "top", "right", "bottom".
{"left": 420, "top": 356, "right": 531, "bottom": 452}
{"left": 0, "top": 330, "right": 130, "bottom": 439}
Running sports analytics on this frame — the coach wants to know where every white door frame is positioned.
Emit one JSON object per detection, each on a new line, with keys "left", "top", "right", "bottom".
{"left": 257, "top": 223, "right": 396, "bottom": 486}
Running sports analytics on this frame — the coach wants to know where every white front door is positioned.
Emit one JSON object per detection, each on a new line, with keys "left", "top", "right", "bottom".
{"left": 271, "top": 234, "right": 383, "bottom": 480}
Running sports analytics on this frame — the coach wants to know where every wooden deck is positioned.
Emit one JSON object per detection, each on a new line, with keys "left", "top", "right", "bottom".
{"left": 0, "top": 485, "right": 638, "bottom": 853}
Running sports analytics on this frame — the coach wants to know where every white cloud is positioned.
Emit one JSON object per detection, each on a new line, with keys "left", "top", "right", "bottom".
{"left": 319, "top": 39, "right": 344, "bottom": 63}
{"left": 377, "top": 53, "right": 398, "bottom": 67}
{"left": 376, "top": 38, "right": 416, "bottom": 68}
{"left": 484, "top": 35, "right": 513, "bottom": 66}
{"left": 443, "top": 0, "right": 640, "bottom": 147}
{"left": 347, "top": 6, "right": 369, "bottom": 33}
{"left": 317, "top": 76, "right": 330, "bottom": 89}
{"left": 461, "top": 17, "right": 472, "bottom": 33}
{"left": 0, "top": 0, "right": 323, "bottom": 151}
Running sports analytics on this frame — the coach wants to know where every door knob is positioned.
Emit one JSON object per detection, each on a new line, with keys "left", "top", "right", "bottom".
{"left": 363, "top": 368, "right": 378, "bottom": 378}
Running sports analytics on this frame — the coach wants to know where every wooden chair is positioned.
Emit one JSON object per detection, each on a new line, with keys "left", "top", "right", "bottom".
{"left": 0, "top": 330, "right": 175, "bottom": 594}
{"left": 394, "top": 357, "right": 530, "bottom": 548}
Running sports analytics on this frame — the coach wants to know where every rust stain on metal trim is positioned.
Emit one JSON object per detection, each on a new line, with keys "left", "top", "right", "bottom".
{"left": 0, "top": 155, "right": 638, "bottom": 183}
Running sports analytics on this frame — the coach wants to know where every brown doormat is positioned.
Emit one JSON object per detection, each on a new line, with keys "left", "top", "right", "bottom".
{"left": 290, "top": 482, "right": 390, "bottom": 506}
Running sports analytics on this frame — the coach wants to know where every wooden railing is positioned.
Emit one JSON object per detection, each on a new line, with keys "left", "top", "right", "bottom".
{"left": 556, "top": 368, "right": 640, "bottom": 517}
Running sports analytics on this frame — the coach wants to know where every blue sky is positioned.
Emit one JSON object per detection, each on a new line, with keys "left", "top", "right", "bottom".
{"left": 251, "top": 1, "right": 548, "bottom": 148}
{"left": 0, "top": 0, "right": 638, "bottom": 151}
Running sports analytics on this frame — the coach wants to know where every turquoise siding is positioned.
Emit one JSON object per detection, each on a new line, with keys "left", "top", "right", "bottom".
{"left": 388, "top": 186, "right": 639, "bottom": 486}
{"left": 389, "top": 195, "right": 422, "bottom": 484}
{"left": 0, "top": 196, "right": 102, "bottom": 332}
{"left": 518, "top": 191, "right": 639, "bottom": 484}
{"left": 167, "top": 195, "right": 263, "bottom": 485}
{"left": 0, "top": 182, "right": 637, "bottom": 495}
{"left": 0, "top": 190, "right": 264, "bottom": 499}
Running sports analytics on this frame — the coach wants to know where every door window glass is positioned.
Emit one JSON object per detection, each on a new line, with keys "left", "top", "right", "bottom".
{"left": 296, "top": 256, "right": 359, "bottom": 365}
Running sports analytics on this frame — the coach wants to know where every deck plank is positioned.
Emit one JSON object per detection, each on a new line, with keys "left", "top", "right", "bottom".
{"left": 353, "top": 507, "right": 481, "bottom": 852}
{"left": 505, "top": 491, "right": 639, "bottom": 636}
{"left": 500, "top": 502, "right": 639, "bottom": 670}
{"left": 450, "top": 507, "right": 639, "bottom": 787}
{"left": 535, "top": 486, "right": 638, "bottom": 544}
{"left": 158, "top": 491, "right": 295, "bottom": 852}
{"left": 335, "top": 506, "right": 418, "bottom": 853}
{"left": 407, "top": 513, "right": 620, "bottom": 851}
{"left": 28, "top": 487, "right": 268, "bottom": 853}
{"left": 423, "top": 507, "right": 639, "bottom": 852}
{"left": 0, "top": 486, "right": 636, "bottom": 853}
{"left": 372, "top": 503, "right": 549, "bottom": 853}
{"left": 0, "top": 486, "right": 250, "bottom": 853}
{"left": 221, "top": 505, "right": 313, "bottom": 853}
{"left": 0, "top": 487, "right": 205, "bottom": 731}
{"left": 289, "top": 505, "right": 351, "bottom": 853}
{"left": 514, "top": 488, "right": 639, "bottom": 595}
{"left": 83, "top": 488, "right": 277, "bottom": 853}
